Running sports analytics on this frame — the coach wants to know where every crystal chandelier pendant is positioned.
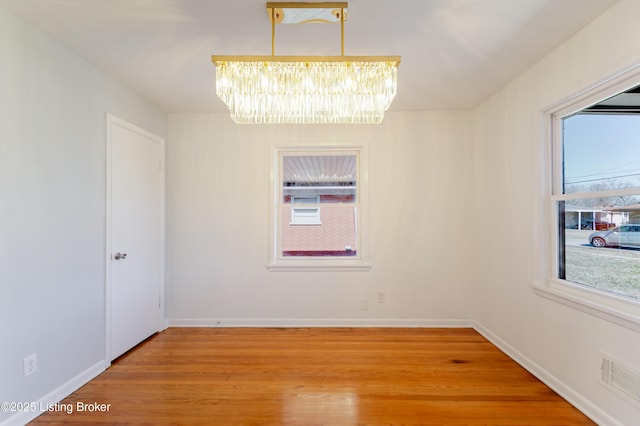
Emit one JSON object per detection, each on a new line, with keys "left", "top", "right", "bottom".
{"left": 215, "top": 59, "right": 398, "bottom": 124}
{"left": 211, "top": 2, "right": 400, "bottom": 124}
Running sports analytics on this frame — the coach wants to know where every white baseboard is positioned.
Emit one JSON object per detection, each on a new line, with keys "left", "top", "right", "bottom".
{"left": 168, "top": 317, "right": 474, "bottom": 328}
{"left": 472, "top": 321, "right": 621, "bottom": 426}
{"left": 0, "top": 360, "right": 106, "bottom": 426}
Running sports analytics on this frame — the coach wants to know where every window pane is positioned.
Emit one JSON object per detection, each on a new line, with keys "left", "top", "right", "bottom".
{"left": 281, "top": 204, "right": 356, "bottom": 257}
{"left": 559, "top": 198, "right": 640, "bottom": 300}
{"left": 281, "top": 154, "right": 357, "bottom": 257}
{"left": 292, "top": 196, "right": 319, "bottom": 204}
{"left": 563, "top": 114, "right": 640, "bottom": 194}
{"left": 290, "top": 207, "right": 321, "bottom": 225}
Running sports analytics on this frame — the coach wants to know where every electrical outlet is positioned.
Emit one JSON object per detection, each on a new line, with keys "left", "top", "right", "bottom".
{"left": 377, "top": 291, "right": 386, "bottom": 303}
{"left": 360, "top": 298, "right": 369, "bottom": 311}
{"left": 24, "top": 353, "right": 37, "bottom": 377}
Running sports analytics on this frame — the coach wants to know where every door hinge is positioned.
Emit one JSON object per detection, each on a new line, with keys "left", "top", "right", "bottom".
{"left": 158, "top": 295, "right": 161, "bottom": 307}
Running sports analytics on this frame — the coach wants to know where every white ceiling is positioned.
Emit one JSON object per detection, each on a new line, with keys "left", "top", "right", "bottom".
{"left": 1, "top": 0, "right": 618, "bottom": 113}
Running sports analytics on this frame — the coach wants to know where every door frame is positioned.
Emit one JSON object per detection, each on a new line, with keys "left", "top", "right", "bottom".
{"left": 105, "top": 113, "right": 165, "bottom": 367}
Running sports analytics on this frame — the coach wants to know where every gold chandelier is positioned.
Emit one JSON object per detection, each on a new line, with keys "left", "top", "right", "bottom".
{"left": 211, "top": 2, "right": 400, "bottom": 124}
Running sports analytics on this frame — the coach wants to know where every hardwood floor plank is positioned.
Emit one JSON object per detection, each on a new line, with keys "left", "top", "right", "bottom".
{"left": 31, "top": 328, "right": 595, "bottom": 425}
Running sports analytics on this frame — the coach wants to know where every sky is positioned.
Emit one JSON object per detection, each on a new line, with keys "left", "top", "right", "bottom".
{"left": 563, "top": 113, "right": 640, "bottom": 191}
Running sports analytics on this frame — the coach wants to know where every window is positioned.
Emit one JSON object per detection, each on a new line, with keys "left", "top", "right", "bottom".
{"left": 557, "top": 88, "right": 640, "bottom": 300}
{"left": 269, "top": 147, "right": 370, "bottom": 270}
{"left": 539, "top": 79, "right": 640, "bottom": 331}
{"left": 290, "top": 196, "right": 321, "bottom": 225}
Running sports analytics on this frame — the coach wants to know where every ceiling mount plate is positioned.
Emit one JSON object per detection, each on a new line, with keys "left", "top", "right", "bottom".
{"left": 267, "top": 2, "right": 348, "bottom": 24}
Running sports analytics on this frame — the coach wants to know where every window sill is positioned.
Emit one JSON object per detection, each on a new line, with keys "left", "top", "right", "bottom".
{"left": 532, "top": 280, "right": 640, "bottom": 333}
{"left": 267, "top": 258, "right": 371, "bottom": 272}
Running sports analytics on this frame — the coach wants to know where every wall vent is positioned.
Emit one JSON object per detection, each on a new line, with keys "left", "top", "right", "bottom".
{"left": 601, "top": 355, "right": 640, "bottom": 406}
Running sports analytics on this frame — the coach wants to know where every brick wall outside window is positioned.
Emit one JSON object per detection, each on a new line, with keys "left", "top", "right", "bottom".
{"left": 282, "top": 205, "right": 356, "bottom": 254}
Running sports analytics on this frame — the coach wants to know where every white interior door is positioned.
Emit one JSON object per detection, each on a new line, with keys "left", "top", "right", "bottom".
{"left": 107, "top": 114, "right": 164, "bottom": 362}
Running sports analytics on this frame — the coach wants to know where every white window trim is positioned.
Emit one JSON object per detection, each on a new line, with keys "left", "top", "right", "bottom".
{"left": 268, "top": 145, "right": 371, "bottom": 271}
{"left": 534, "top": 63, "right": 640, "bottom": 332}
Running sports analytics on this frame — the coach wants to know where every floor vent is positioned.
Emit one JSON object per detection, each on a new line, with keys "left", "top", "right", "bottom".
{"left": 601, "top": 355, "right": 640, "bottom": 406}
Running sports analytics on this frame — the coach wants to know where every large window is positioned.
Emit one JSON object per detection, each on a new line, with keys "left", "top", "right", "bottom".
{"left": 544, "top": 81, "right": 640, "bottom": 329}
{"left": 557, "top": 87, "right": 640, "bottom": 300}
{"left": 269, "top": 147, "right": 370, "bottom": 270}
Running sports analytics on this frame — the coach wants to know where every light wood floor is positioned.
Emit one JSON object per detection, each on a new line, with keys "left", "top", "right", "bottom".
{"left": 32, "top": 328, "right": 594, "bottom": 425}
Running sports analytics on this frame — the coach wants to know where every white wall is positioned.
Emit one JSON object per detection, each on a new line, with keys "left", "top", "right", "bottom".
{"left": 167, "top": 111, "right": 473, "bottom": 325}
{"left": 471, "top": 1, "right": 640, "bottom": 424}
{"left": 0, "top": 6, "right": 166, "bottom": 424}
